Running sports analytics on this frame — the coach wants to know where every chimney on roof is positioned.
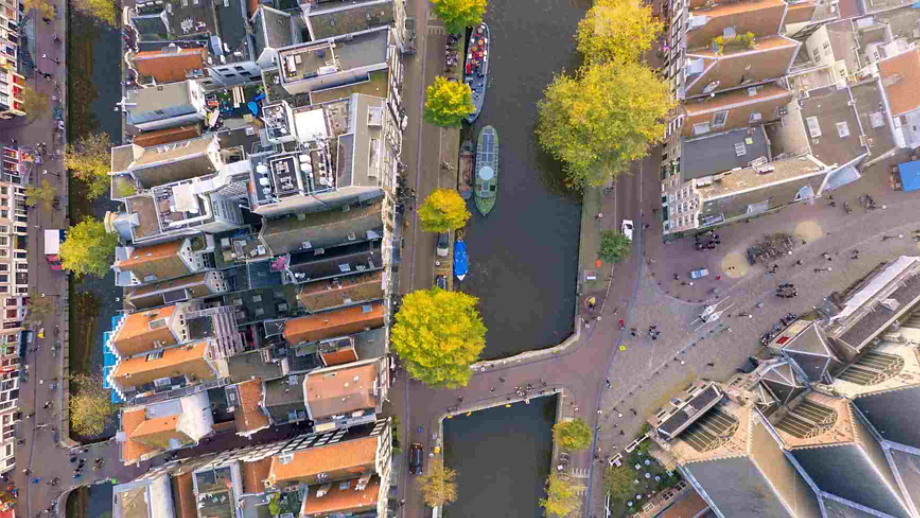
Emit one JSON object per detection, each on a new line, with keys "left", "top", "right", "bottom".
{"left": 883, "top": 73, "right": 902, "bottom": 87}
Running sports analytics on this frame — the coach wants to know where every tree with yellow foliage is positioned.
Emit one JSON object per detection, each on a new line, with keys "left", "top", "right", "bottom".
{"left": 60, "top": 217, "right": 119, "bottom": 278}
{"left": 430, "top": 0, "right": 487, "bottom": 35}
{"left": 540, "top": 473, "right": 583, "bottom": 517}
{"left": 419, "top": 458, "right": 459, "bottom": 508}
{"left": 23, "top": 0, "right": 54, "bottom": 18}
{"left": 536, "top": 61, "right": 673, "bottom": 188}
{"left": 70, "top": 374, "right": 118, "bottom": 436}
{"left": 424, "top": 77, "right": 476, "bottom": 128}
{"left": 390, "top": 288, "right": 486, "bottom": 388}
{"left": 74, "top": 0, "right": 117, "bottom": 25}
{"left": 577, "top": 0, "right": 662, "bottom": 65}
{"left": 66, "top": 132, "right": 112, "bottom": 199}
{"left": 418, "top": 188, "right": 471, "bottom": 232}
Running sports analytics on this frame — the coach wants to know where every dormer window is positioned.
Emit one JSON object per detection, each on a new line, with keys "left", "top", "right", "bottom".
{"left": 703, "top": 81, "right": 720, "bottom": 94}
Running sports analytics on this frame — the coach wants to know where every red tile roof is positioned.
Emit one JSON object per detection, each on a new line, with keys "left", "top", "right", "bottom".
{"left": 235, "top": 379, "right": 270, "bottom": 435}
{"left": 283, "top": 302, "right": 384, "bottom": 345}
{"left": 134, "top": 47, "right": 207, "bottom": 84}
{"left": 879, "top": 48, "right": 920, "bottom": 117}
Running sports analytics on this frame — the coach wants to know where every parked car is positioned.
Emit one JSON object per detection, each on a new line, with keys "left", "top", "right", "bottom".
{"left": 621, "top": 220, "right": 634, "bottom": 241}
{"left": 436, "top": 232, "right": 450, "bottom": 257}
{"left": 690, "top": 268, "right": 710, "bottom": 279}
{"left": 435, "top": 275, "right": 447, "bottom": 290}
{"left": 409, "top": 443, "right": 424, "bottom": 475}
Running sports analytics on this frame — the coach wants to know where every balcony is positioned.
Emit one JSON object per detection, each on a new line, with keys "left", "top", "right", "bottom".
{"left": 713, "top": 32, "right": 754, "bottom": 55}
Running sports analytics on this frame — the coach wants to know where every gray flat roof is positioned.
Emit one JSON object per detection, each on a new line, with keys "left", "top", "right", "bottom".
{"left": 681, "top": 127, "right": 770, "bottom": 181}
{"left": 799, "top": 85, "right": 866, "bottom": 168}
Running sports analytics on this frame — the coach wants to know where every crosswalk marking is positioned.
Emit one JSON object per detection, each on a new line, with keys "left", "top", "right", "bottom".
{"left": 427, "top": 26, "right": 444, "bottom": 35}
{"left": 571, "top": 468, "right": 590, "bottom": 479}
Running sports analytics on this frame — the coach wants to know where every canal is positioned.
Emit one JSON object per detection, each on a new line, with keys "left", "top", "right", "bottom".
{"left": 443, "top": 396, "right": 558, "bottom": 518}
{"left": 459, "top": 0, "right": 587, "bottom": 359}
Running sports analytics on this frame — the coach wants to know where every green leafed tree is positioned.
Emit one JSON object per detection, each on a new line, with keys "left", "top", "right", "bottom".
{"left": 418, "top": 188, "right": 471, "bottom": 232}
{"left": 59, "top": 217, "right": 119, "bottom": 278}
{"left": 66, "top": 132, "right": 112, "bottom": 199}
{"left": 429, "top": 0, "right": 487, "bottom": 35}
{"left": 23, "top": 290, "right": 58, "bottom": 325}
{"left": 24, "top": 183, "right": 58, "bottom": 212}
{"left": 390, "top": 288, "right": 486, "bottom": 388}
{"left": 70, "top": 374, "right": 117, "bottom": 436}
{"left": 598, "top": 229, "right": 632, "bottom": 263}
{"left": 419, "top": 458, "right": 459, "bottom": 508}
{"left": 424, "top": 76, "right": 475, "bottom": 128}
{"left": 603, "top": 465, "right": 635, "bottom": 503}
{"left": 553, "top": 418, "right": 593, "bottom": 452}
{"left": 536, "top": 62, "right": 674, "bottom": 188}
{"left": 73, "top": 0, "right": 117, "bottom": 25}
{"left": 577, "top": 0, "right": 662, "bottom": 65}
{"left": 540, "top": 473, "right": 583, "bottom": 517}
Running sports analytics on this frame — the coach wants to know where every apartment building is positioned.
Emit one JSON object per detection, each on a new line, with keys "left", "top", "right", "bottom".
{"left": 118, "top": 391, "right": 214, "bottom": 465}
{"left": 303, "top": 0, "right": 409, "bottom": 54}
{"left": 303, "top": 357, "right": 388, "bottom": 432}
{"left": 282, "top": 301, "right": 385, "bottom": 346}
{"left": 0, "top": 0, "right": 25, "bottom": 120}
{"left": 0, "top": 180, "right": 25, "bottom": 475}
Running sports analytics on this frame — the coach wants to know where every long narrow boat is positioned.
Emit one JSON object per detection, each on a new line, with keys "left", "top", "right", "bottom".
{"left": 474, "top": 125, "right": 498, "bottom": 216}
{"left": 454, "top": 239, "right": 468, "bottom": 281}
{"left": 458, "top": 140, "right": 474, "bottom": 200}
{"left": 463, "top": 23, "right": 490, "bottom": 124}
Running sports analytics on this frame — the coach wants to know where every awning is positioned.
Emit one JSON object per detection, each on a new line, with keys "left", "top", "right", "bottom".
{"left": 898, "top": 160, "right": 920, "bottom": 191}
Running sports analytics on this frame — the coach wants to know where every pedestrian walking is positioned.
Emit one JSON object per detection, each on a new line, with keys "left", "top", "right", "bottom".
{"left": 42, "top": 17, "right": 51, "bottom": 24}
{"left": 490, "top": 387, "right": 495, "bottom": 393}
{"left": 498, "top": 377, "right": 505, "bottom": 383}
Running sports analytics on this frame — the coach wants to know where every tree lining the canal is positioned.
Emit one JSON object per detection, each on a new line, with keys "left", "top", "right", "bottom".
{"left": 59, "top": 217, "right": 120, "bottom": 278}
{"left": 429, "top": 0, "right": 487, "bottom": 35}
{"left": 418, "top": 188, "right": 472, "bottom": 232}
{"left": 390, "top": 288, "right": 486, "bottom": 388}
{"left": 599, "top": 229, "right": 632, "bottom": 263}
{"left": 419, "top": 458, "right": 459, "bottom": 508}
{"left": 424, "top": 77, "right": 476, "bottom": 127}
{"left": 66, "top": 132, "right": 115, "bottom": 199}
{"left": 536, "top": 0, "right": 673, "bottom": 189}
{"left": 553, "top": 417, "right": 593, "bottom": 452}
{"left": 577, "top": 0, "right": 662, "bottom": 66}
{"left": 541, "top": 472, "right": 584, "bottom": 517}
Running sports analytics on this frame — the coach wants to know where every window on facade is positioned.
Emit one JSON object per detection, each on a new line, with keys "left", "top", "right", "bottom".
{"left": 750, "top": 111, "right": 762, "bottom": 122}
{"left": 712, "top": 111, "right": 728, "bottom": 127}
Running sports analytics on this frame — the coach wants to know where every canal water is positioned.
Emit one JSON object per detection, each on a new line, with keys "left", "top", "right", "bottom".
{"left": 459, "top": 0, "right": 587, "bottom": 359}
{"left": 443, "top": 396, "right": 558, "bottom": 518}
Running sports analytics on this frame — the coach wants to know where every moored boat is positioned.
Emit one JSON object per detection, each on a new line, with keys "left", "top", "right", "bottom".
{"left": 463, "top": 23, "right": 490, "bottom": 124}
{"left": 454, "top": 239, "right": 468, "bottom": 281}
{"left": 474, "top": 125, "right": 498, "bottom": 216}
{"left": 458, "top": 140, "right": 474, "bottom": 200}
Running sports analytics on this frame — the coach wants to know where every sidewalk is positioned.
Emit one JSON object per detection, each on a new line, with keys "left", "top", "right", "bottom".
{"left": 0, "top": 2, "right": 71, "bottom": 517}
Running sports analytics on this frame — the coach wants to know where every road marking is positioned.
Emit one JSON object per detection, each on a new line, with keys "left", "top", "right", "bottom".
{"left": 572, "top": 468, "right": 591, "bottom": 479}
{"left": 427, "top": 26, "right": 444, "bottom": 35}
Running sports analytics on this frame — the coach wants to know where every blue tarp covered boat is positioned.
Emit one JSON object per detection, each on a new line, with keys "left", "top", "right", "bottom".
{"left": 454, "top": 239, "right": 468, "bottom": 281}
